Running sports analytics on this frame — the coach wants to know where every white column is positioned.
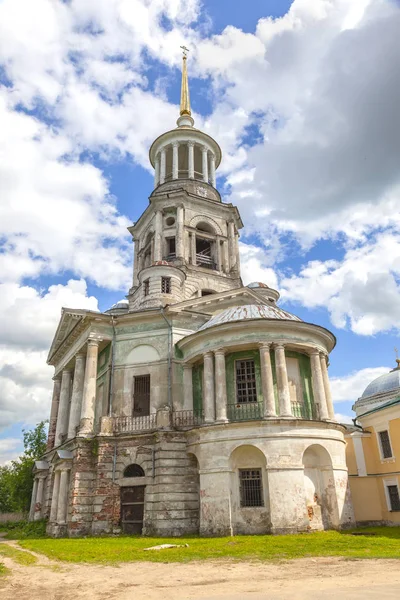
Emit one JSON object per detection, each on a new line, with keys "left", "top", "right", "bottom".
{"left": 160, "top": 147, "right": 166, "bottom": 184}
{"left": 172, "top": 142, "right": 179, "bottom": 180}
{"left": 228, "top": 221, "right": 236, "bottom": 271}
{"left": 214, "top": 350, "right": 228, "bottom": 422}
{"left": 209, "top": 152, "right": 216, "bottom": 187}
{"left": 29, "top": 478, "right": 38, "bottom": 521}
{"left": 132, "top": 238, "right": 139, "bottom": 286}
{"left": 50, "top": 470, "right": 61, "bottom": 522}
{"left": 34, "top": 475, "right": 45, "bottom": 520}
{"left": 188, "top": 141, "right": 195, "bottom": 179}
{"left": 223, "top": 240, "right": 229, "bottom": 273}
{"left": 320, "top": 353, "right": 335, "bottom": 420}
{"left": 234, "top": 232, "right": 240, "bottom": 273}
{"left": 310, "top": 350, "right": 329, "bottom": 420}
{"left": 203, "top": 352, "right": 215, "bottom": 423}
{"left": 183, "top": 364, "right": 193, "bottom": 411}
{"left": 202, "top": 146, "right": 208, "bottom": 183}
{"left": 190, "top": 231, "right": 197, "bottom": 266}
{"left": 67, "top": 353, "right": 86, "bottom": 439}
{"left": 216, "top": 239, "right": 223, "bottom": 272}
{"left": 154, "top": 153, "right": 160, "bottom": 188}
{"left": 154, "top": 210, "right": 163, "bottom": 261}
{"left": 176, "top": 205, "right": 184, "bottom": 259}
{"left": 47, "top": 376, "right": 61, "bottom": 451}
{"left": 56, "top": 469, "right": 69, "bottom": 524}
{"left": 79, "top": 339, "right": 99, "bottom": 434}
{"left": 55, "top": 369, "right": 72, "bottom": 446}
{"left": 275, "top": 344, "right": 292, "bottom": 417}
{"left": 259, "top": 343, "right": 276, "bottom": 417}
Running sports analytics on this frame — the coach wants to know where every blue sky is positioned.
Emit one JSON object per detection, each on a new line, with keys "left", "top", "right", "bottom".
{"left": 1, "top": 0, "right": 400, "bottom": 462}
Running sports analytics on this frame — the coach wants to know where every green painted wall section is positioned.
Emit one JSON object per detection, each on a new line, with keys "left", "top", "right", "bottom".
{"left": 225, "top": 349, "right": 263, "bottom": 406}
{"left": 192, "top": 363, "right": 203, "bottom": 416}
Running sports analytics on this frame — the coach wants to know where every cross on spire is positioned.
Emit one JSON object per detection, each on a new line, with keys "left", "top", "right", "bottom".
{"left": 180, "top": 45, "right": 189, "bottom": 57}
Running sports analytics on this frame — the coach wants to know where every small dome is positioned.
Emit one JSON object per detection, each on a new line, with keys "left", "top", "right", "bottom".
{"left": 105, "top": 299, "right": 129, "bottom": 314}
{"left": 361, "top": 368, "right": 400, "bottom": 399}
{"left": 199, "top": 304, "right": 301, "bottom": 331}
{"left": 247, "top": 282, "right": 269, "bottom": 289}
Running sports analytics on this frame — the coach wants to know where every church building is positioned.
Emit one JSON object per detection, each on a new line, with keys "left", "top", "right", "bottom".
{"left": 30, "top": 53, "right": 355, "bottom": 537}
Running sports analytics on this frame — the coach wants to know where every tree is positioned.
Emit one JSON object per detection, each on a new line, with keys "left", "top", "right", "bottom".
{"left": 0, "top": 421, "right": 47, "bottom": 514}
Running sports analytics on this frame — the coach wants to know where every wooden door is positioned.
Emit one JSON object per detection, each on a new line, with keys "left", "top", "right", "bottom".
{"left": 120, "top": 486, "right": 145, "bottom": 534}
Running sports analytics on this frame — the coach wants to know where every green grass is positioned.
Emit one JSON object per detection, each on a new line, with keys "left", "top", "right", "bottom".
{"left": 0, "top": 519, "right": 47, "bottom": 540}
{"left": 19, "top": 527, "right": 400, "bottom": 564}
{"left": 0, "top": 544, "right": 38, "bottom": 566}
{"left": 0, "top": 561, "right": 10, "bottom": 576}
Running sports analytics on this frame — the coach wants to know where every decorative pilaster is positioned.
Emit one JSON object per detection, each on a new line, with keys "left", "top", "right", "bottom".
{"left": 259, "top": 343, "right": 276, "bottom": 417}
{"left": 47, "top": 376, "right": 61, "bottom": 451}
{"left": 190, "top": 231, "right": 197, "bottom": 265}
{"left": 223, "top": 240, "right": 229, "bottom": 273}
{"left": 216, "top": 238, "right": 223, "bottom": 272}
{"left": 235, "top": 232, "right": 241, "bottom": 272}
{"left": 56, "top": 469, "right": 70, "bottom": 524}
{"left": 67, "top": 353, "right": 86, "bottom": 439}
{"left": 214, "top": 350, "right": 228, "bottom": 422}
{"left": 154, "top": 210, "right": 163, "bottom": 261}
{"left": 50, "top": 470, "right": 61, "bottom": 523}
{"left": 228, "top": 221, "right": 236, "bottom": 271}
{"left": 176, "top": 205, "right": 184, "bottom": 259}
{"left": 54, "top": 369, "right": 72, "bottom": 446}
{"left": 183, "top": 364, "right": 193, "bottom": 410}
{"left": 310, "top": 350, "right": 329, "bottom": 420}
{"left": 202, "top": 146, "right": 208, "bottom": 183}
{"left": 320, "top": 353, "right": 335, "bottom": 420}
{"left": 274, "top": 344, "right": 292, "bottom": 417}
{"left": 160, "top": 148, "right": 166, "bottom": 184}
{"left": 154, "top": 153, "right": 160, "bottom": 188}
{"left": 203, "top": 352, "right": 215, "bottom": 423}
{"left": 188, "top": 141, "right": 195, "bottom": 179}
{"left": 172, "top": 142, "right": 179, "bottom": 180}
{"left": 209, "top": 152, "right": 216, "bottom": 187}
{"left": 79, "top": 339, "right": 99, "bottom": 435}
{"left": 132, "top": 238, "right": 139, "bottom": 286}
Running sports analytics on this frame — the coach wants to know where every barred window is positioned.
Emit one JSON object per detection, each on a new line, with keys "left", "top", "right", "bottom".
{"left": 236, "top": 359, "right": 257, "bottom": 403}
{"left": 388, "top": 485, "right": 400, "bottom": 511}
{"left": 143, "top": 279, "right": 150, "bottom": 296}
{"left": 379, "top": 430, "right": 393, "bottom": 459}
{"left": 161, "top": 276, "right": 171, "bottom": 294}
{"left": 239, "top": 469, "right": 263, "bottom": 507}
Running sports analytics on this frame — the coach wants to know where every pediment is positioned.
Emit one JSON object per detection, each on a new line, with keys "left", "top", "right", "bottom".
{"left": 47, "top": 308, "right": 90, "bottom": 365}
{"left": 168, "top": 286, "right": 268, "bottom": 317}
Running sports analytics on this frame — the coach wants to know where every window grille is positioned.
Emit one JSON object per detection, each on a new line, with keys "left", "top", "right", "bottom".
{"left": 239, "top": 469, "right": 263, "bottom": 507}
{"left": 379, "top": 430, "right": 393, "bottom": 459}
{"left": 133, "top": 374, "right": 150, "bottom": 416}
{"left": 388, "top": 485, "right": 400, "bottom": 511}
{"left": 161, "top": 276, "right": 171, "bottom": 293}
{"left": 236, "top": 359, "right": 257, "bottom": 403}
{"left": 123, "top": 464, "right": 145, "bottom": 478}
{"left": 143, "top": 279, "right": 150, "bottom": 296}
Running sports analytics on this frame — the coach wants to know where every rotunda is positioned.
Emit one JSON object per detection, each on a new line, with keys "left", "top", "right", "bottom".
{"left": 353, "top": 360, "right": 400, "bottom": 416}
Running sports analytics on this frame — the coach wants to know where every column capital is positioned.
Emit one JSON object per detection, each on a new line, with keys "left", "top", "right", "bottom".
{"left": 274, "top": 342, "right": 286, "bottom": 350}
{"left": 87, "top": 338, "right": 100, "bottom": 348}
{"left": 201, "top": 145, "right": 209, "bottom": 153}
{"left": 52, "top": 374, "right": 62, "bottom": 381}
{"left": 187, "top": 140, "right": 195, "bottom": 147}
{"left": 309, "top": 348, "right": 320, "bottom": 357}
{"left": 172, "top": 141, "right": 180, "bottom": 148}
{"left": 62, "top": 367, "right": 73, "bottom": 375}
{"left": 214, "top": 348, "right": 225, "bottom": 357}
{"left": 183, "top": 363, "right": 193, "bottom": 370}
{"left": 203, "top": 351, "right": 213, "bottom": 359}
{"left": 259, "top": 342, "right": 272, "bottom": 350}
{"left": 75, "top": 351, "right": 86, "bottom": 359}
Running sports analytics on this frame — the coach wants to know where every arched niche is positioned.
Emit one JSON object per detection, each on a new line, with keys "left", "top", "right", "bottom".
{"left": 124, "top": 464, "right": 145, "bottom": 478}
{"left": 302, "top": 444, "right": 338, "bottom": 530}
{"left": 125, "top": 344, "right": 160, "bottom": 365}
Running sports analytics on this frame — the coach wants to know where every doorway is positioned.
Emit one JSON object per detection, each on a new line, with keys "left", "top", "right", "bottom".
{"left": 120, "top": 486, "right": 145, "bottom": 534}
{"left": 133, "top": 374, "right": 150, "bottom": 416}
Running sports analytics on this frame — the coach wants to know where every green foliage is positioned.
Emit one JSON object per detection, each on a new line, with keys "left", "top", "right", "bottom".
{"left": 0, "top": 519, "right": 48, "bottom": 539}
{"left": 19, "top": 527, "right": 400, "bottom": 564}
{"left": 0, "top": 421, "right": 47, "bottom": 513}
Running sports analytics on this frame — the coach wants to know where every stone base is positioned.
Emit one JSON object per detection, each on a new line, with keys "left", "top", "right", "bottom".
{"left": 46, "top": 522, "right": 68, "bottom": 538}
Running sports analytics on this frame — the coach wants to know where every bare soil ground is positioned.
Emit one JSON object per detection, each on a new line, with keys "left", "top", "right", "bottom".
{"left": 0, "top": 540, "right": 400, "bottom": 600}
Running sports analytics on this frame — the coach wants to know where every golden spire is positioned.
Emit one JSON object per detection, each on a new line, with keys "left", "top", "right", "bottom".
{"left": 179, "top": 45, "right": 191, "bottom": 116}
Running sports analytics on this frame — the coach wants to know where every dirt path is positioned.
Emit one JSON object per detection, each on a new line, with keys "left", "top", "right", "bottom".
{"left": 0, "top": 541, "right": 399, "bottom": 600}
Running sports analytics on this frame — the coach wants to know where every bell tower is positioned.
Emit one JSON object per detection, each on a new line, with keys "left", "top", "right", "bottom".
{"left": 128, "top": 49, "right": 243, "bottom": 311}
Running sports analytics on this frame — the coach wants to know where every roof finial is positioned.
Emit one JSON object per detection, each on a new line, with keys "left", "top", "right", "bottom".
{"left": 395, "top": 347, "right": 400, "bottom": 370}
{"left": 179, "top": 45, "right": 191, "bottom": 117}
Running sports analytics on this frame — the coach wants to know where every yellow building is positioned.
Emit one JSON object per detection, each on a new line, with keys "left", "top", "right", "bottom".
{"left": 346, "top": 363, "right": 400, "bottom": 525}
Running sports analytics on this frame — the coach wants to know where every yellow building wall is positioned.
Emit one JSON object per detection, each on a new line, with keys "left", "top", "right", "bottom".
{"left": 345, "top": 437, "right": 358, "bottom": 476}
{"left": 348, "top": 477, "right": 382, "bottom": 522}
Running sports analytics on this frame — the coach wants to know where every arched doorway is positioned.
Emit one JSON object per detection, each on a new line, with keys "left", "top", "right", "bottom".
{"left": 302, "top": 445, "right": 338, "bottom": 530}
{"left": 120, "top": 464, "right": 146, "bottom": 534}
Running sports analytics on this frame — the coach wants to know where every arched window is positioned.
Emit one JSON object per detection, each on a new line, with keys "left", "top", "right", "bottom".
{"left": 123, "top": 464, "right": 145, "bottom": 478}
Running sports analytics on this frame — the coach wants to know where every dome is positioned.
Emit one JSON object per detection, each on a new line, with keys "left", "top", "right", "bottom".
{"left": 247, "top": 282, "right": 269, "bottom": 289}
{"left": 361, "top": 367, "right": 400, "bottom": 399}
{"left": 105, "top": 299, "right": 129, "bottom": 314}
{"left": 199, "top": 304, "right": 301, "bottom": 331}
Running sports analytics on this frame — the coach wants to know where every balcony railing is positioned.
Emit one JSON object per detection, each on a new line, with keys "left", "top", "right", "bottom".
{"left": 196, "top": 254, "right": 217, "bottom": 270}
{"left": 291, "top": 401, "right": 315, "bottom": 420}
{"left": 113, "top": 414, "right": 157, "bottom": 433}
{"left": 227, "top": 402, "right": 263, "bottom": 422}
{"left": 172, "top": 410, "right": 204, "bottom": 428}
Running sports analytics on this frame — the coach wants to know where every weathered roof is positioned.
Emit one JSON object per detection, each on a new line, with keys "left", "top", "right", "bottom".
{"left": 361, "top": 369, "right": 400, "bottom": 399}
{"left": 199, "top": 304, "right": 302, "bottom": 331}
{"left": 359, "top": 396, "right": 400, "bottom": 418}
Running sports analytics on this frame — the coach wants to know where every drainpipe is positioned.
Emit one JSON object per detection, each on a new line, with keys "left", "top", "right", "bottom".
{"left": 108, "top": 316, "right": 116, "bottom": 417}
{"left": 160, "top": 308, "right": 173, "bottom": 409}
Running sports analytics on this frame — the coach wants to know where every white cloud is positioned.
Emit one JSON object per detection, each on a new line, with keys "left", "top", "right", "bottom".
{"left": 334, "top": 412, "right": 353, "bottom": 425}
{"left": 0, "top": 438, "right": 23, "bottom": 466}
{"left": 330, "top": 366, "right": 390, "bottom": 403}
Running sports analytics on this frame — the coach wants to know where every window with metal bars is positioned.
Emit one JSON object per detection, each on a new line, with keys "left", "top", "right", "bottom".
{"left": 143, "top": 279, "right": 150, "bottom": 296}
{"left": 239, "top": 469, "right": 263, "bottom": 507}
{"left": 388, "top": 485, "right": 400, "bottom": 511}
{"left": 161, "top": 276, "right": 171, "bottom": 293}
{"left": 379, "top": 430, "right": 393, "bottom": 459}
{"left": 235, "top": 359, "right": 257, "bottom": 403}
{"left": 133, "top": 374, "right": 150, "bottom": 416}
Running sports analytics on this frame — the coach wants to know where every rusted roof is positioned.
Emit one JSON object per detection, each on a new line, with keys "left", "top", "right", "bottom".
{"left": 199, "top": 304, "right": 302, "bottom": 331}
